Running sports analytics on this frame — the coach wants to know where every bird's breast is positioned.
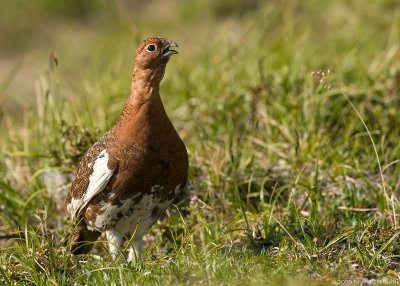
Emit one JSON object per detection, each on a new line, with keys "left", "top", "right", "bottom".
{"left": 107, "top": 134, "right": 187, "bottom": 197}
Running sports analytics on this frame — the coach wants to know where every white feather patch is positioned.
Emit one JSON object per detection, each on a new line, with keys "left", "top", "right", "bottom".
{"left": 70, "top": 149, "right": 115, "bottom": 221}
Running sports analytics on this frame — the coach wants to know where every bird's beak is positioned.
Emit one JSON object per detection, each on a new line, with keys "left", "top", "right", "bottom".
{"left": 162, "top": 41, "right": 179, "bottom": 58}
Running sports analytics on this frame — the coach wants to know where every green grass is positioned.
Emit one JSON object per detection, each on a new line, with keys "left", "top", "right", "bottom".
{"left": 1, "top": 0, "right": 400, "bottom": 285}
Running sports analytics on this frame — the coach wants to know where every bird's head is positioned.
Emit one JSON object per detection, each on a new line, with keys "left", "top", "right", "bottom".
{"left": 134, "top": 37, "right": 178, "bottom": 71}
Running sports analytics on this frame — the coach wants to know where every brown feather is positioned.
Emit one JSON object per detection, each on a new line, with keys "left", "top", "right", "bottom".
{"left": 65, "top": 37, "right": 188, "bottom": 258}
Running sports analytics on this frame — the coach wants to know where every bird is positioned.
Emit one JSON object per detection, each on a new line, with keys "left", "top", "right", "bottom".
{"left": 65, "top": 37, "right": 188, "bottom": 262}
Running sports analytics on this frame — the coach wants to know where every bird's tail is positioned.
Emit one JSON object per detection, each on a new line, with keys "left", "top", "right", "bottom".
{"left": 70, "top": 219, "right": 101, "bottom": 255}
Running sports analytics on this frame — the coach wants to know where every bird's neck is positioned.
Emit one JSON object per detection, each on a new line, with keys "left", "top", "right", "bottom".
{"left": 129, "top": 66, "right": 166, "bottom": 101}
{"left": 110, "top": 67, "right": 168, "bottom": 142}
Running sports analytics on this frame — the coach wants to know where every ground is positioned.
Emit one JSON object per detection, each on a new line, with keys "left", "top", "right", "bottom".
{"left": 0, "top": 0, "right": 399, "bottom": 285}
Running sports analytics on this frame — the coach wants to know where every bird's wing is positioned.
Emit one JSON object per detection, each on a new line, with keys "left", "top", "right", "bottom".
{"left": 68, "top": 149, "right": 115, "bottom": 221}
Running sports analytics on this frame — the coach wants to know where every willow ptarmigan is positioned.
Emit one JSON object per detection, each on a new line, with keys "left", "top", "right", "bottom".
{"left": 65, "top": 37, "right": 188, "bottom": 262}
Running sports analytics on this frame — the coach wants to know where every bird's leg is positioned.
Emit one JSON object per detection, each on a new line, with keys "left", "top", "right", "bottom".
{"left": 128, "top": 237, "right": 143, "bottom": 263}
{"left": 105, "top": 229, "right": 123, "bottom": 260}
{"left": 126, "top": 216, "right": 147, "bottom": 263}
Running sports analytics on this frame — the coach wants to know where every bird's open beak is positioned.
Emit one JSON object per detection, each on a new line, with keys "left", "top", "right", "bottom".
{"left": 162, "top": 41, "right": 178, "bottom": 58}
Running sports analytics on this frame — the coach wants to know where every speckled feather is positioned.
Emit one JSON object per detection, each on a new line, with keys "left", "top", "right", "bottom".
{"left": 65, "top": 38, "right": 188, "bottom": 258}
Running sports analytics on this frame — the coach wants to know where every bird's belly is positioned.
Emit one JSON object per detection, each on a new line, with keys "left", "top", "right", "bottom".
{"left": 87, "top": 184, "right": 181, "bottom": 233}
{"left": 113, "top": 197, "right": 172, "bottom": 237}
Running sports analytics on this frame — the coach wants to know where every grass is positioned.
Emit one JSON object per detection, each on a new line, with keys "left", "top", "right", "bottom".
{"left": 0, "top": 0, "right": 400, "bottom": 285}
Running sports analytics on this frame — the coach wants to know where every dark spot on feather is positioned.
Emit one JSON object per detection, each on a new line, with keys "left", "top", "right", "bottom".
{"left": 160, "top": 160, "right": 169, "bottom": 169}
{"left": 151, "top": 206, "right": 160, "bottom": 218}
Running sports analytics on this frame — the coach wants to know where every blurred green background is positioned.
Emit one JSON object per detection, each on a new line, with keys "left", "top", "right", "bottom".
{"left": 0, "top": 0, "right": 264, "bottom": 118}
{"left": 0, "top": 1, "right": 400, "bottom": 284}
{"left": 1, "top": 0, "right": 398, "bottom": 124}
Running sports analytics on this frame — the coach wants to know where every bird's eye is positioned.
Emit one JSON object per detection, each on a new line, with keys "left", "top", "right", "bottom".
{"left": 147, "top": 44, "right": 156, "bottom": 52}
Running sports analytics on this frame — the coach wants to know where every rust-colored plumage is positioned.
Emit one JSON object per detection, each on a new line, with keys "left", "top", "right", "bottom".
{"left": 65, "top": 37, "right": 188, "bottom": 261}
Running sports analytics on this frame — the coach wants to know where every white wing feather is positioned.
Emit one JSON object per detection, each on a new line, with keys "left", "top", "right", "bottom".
{"left": 70, "top": 149, "right": 115, "bottom": 221}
